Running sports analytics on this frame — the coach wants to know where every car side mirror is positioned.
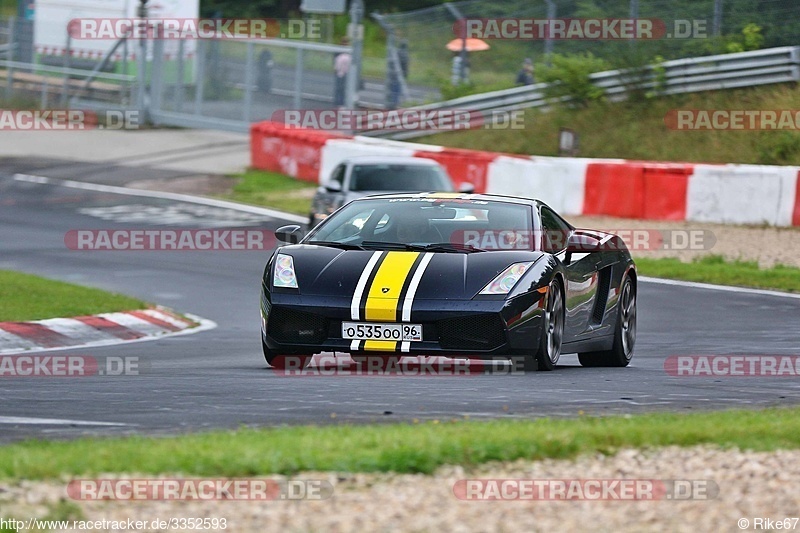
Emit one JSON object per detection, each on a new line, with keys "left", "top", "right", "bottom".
{"left": 458, "top": 182, "right": 475, "bottom": 193}
{"left": 275, "top": 225, "right": 304, "bottom": 244}
{"left": 325, "top": 181, "right": 342, "bottom": 193}
{"left": 566, "top": 233, "right": 601, "bottom": 253}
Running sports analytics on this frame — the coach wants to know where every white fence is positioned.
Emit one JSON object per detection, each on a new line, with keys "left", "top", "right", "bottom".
{"left": 0, "top": 19, "right": 11, "bottom": 59}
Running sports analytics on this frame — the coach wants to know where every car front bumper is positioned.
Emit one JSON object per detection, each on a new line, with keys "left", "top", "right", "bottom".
{"left": 260, "top": 285, "right": 547, "bottom": 359}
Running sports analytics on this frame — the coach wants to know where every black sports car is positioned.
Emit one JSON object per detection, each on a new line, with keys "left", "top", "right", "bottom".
{"left": 261, "top": 193, "right": 637, "bottom": 371}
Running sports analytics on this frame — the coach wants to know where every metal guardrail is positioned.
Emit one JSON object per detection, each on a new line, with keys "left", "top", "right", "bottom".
{"left": 0, "top": 60, "right": 136, "bottom": 82}
{"left": 1, "top": 59, "right": 137, "bottom": 108}
{"left": 363, "top": 46, "right": 800, "bottom": 140}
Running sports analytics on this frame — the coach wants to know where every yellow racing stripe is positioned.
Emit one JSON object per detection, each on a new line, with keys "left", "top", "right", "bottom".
{"left": 363, "top": 340, "right": 398, "bottom": 351}
{"left": 364, "top": 251, "right": 420, "bottom": 322}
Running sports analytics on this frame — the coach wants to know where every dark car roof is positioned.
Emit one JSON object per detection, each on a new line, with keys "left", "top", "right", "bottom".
{"left": 342, "top": 156, "right": 444, "bottom": 167}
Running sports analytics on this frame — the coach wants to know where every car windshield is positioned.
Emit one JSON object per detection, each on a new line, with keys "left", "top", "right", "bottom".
{"left": 306, "top": 198, "right": 534, "bottom": 252}
{"left": 349, "top": 164, "right": 452, "bottom": 192}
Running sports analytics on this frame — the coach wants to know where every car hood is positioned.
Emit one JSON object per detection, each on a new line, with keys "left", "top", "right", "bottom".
{"left": 276, "top": 245, "right": 544, "bottom": 300}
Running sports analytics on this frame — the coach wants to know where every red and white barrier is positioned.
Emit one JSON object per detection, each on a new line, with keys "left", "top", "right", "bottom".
{"left": 250, "top": 121, "right": 800, "bottom": 227}
{"left": 795, "top": 172, "right": 800, "bottom": 227}
{"left": 485, "top": 155, "right": 601, "bottom": 216}
{"left": 0, "top": 308, "right": 204, "bottom": 355}
{"left": 251, "top": 122, "right": 345, "bottom": 182}
{"left": 687, "top": 165, "right": 799, "bottom": 226}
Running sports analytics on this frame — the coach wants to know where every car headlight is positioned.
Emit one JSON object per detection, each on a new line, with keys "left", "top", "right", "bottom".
{"left": 480, "top": 262, "right": 533, "bottom": 295}
{"left": 273, "top": 253, "right": 298, "bottom": 289}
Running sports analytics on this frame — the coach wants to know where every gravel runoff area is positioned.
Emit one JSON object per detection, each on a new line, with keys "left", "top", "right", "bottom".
{"left": 2, "top": 446, "right": 798, "bottom": 532}
{"left": 567, "top": 215, "right": 800, "bottom": 268}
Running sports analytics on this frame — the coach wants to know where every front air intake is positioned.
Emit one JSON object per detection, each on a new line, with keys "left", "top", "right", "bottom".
{"left": 437, "top": 314, "right": 506, "bottom": 350}
{"left": 267, "top": 307, "right": 328, "bottom": 344}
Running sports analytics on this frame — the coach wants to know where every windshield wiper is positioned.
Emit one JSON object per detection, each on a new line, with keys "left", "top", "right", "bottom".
{"left": 306, "top": 241, "right": 365, "bottom": 250}
{"left": 422, "top": 242, "right": 485, "bottom": 253}
{"left": 360, "top": 241, "right": 484, "bottom": 253}
{"left": 361, "top": 241, "right": 426, "bottom": 251}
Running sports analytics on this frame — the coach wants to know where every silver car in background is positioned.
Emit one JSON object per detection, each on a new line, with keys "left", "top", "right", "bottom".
{"left": 309, "top": 156, "right": 471, "bottom": 228}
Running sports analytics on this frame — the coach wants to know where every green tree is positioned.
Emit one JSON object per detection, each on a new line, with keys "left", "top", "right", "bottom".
{"left": 537, "top": 52, "right": 610, "bottom": 107}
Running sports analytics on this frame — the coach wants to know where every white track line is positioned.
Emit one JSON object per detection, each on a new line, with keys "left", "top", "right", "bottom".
{"left": 640, "top": 276, "right": 800, "bottom": 300}
{"left": 0, "top": 416, "right": 128, "bottom": 426}
{"left": 13, "top": 173, "right": 308, "bottom": 225}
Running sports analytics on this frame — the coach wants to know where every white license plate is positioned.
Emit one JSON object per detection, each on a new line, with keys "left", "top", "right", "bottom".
{"left": 341, "top": 322, "right": 422, "bottom": 342}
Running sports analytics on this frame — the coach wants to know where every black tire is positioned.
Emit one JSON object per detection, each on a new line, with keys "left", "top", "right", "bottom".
{"left": 262, "top": 340, "right": 311, "bottom": 370}
{"left": 578, "top": 275, "right": 636, "bottom": 368}
{"left": 523, "top": 278, "right": 564, "bottom": 372}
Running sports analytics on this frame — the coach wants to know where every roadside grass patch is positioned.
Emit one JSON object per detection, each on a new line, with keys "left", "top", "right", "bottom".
{"left": 635, "top": 255, "right": 800, "bottom": 293}
{"left": 222, "top": 169, "right": 316, "bottom": 216}
{"left": 2, "top": 407, "right": 800, "bottom": 479}
{"left": 0, "top": 271, "right": 147, "bottom": 322}
{"left": 421, "top": 85, "right": 800, "bottom": 165}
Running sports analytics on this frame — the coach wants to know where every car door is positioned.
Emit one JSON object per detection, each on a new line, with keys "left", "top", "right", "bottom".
{"left": 540, "top": 206, "right": 599, "bottom": 341}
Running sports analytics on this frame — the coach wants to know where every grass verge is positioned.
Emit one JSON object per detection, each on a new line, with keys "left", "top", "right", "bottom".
{"left": 2, "top": 407, "right": 800, "bottom": 480}
{"left": 635, "top": 255, "right": 800, "bottom": 293}
{"left": 222, "top": 169, "right": 316, "bottom": 216}
{"left": 0, "top": 270, "right": 147, "bottom": 322}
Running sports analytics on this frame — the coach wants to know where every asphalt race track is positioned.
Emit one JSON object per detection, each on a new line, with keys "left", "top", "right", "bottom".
{"left": 1, "top": 163, "right": 799, "bottom": 444}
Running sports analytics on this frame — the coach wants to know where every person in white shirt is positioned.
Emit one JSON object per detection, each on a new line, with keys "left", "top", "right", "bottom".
{"left": 334, "top": 38, "right": 352, "bottom": 107}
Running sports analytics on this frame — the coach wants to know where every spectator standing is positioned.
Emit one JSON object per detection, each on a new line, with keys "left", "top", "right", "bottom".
{"left": 398, "top": 40, "right": 410, "bottom": 79}
{"left": 334, "top": 37, "right": 352, "bottom": 107}
{"left": 387, "top": 59, "right": 401, "bottom": 110}
{"left": 515, "top": 58, "right": 535, "bottom": 85}
{"left": 451, "top": 53, "right": 470, "bottom": 86}
{"left": 257, "top": 49, "right": 274, "bottom": 93}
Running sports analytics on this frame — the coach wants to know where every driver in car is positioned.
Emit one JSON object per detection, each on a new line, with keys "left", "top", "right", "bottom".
{"left": 486, "top": 207, "right": 535, "bottom": 250}
{"left": 394, "top": 209, "right": 441, "bottom": 244}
